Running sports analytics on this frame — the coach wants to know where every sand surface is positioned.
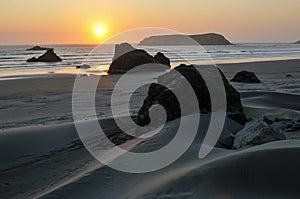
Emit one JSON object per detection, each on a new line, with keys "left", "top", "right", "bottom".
{"left": 0, "top": 59, "right": 300, "bottom": 198}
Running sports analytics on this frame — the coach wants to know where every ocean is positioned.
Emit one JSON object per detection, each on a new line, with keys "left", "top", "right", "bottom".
{"left": 1, "top": 43, "right": 300, "bottom": 78}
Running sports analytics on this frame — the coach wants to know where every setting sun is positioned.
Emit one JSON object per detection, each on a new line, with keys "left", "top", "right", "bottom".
{"left": 94, "top": 25, "right": 106, "bottom": 37}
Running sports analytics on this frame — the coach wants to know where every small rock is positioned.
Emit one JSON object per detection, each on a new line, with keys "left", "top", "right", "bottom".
{"left": 27, "top": 57, "right": 38, "bottom": 62}
{"left": 219, "top": 135, "right": 234, "bottom": 149}
{"left": 233, "top": 119, "right": 286, "bottom": 149}
{"left": 76, "top": 64, "right": 91, "bottom": 69}
{"left": 230, "top": 71, "right": 261, "bottom": 83}
{"left": 263, "top": 116, "right": 273, "bottom": 124}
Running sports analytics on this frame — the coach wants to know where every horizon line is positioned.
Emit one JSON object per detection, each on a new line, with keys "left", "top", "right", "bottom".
{"left": 0, "top": 41, "right": 298, "bottom": 46}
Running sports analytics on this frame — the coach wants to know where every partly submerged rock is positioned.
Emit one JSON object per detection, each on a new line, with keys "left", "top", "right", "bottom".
{"left": 27, "top": 49, "right": 62, "bottom": 62}
{"left": 138, "top": 33, "right": 232, "bottom": 46}
{"left": 233, "top": 119, "right": 286, "bottom": 149}
{"left": 26, "top": 57, "right": 39, "bottom": 62}
{"left": 137, "top": 64, "right": 247, "bottom": 125}
{"left": 230, "top": 71, "right": 261, "bottom": 83}
{"left": 108, "top": 43, "right": 170, "bottom": 74}
{"left": 26, "top": 46, "right": 51, "bottom": 51}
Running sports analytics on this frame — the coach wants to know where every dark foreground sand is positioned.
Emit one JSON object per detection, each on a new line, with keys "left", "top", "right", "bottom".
{"left": 0, "top": 59, "right": 300, "bottom": 198}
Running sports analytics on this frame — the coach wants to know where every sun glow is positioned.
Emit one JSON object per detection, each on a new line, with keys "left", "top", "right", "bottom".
{"left": 94, "top": 25, "right": 106, "bottom": 37}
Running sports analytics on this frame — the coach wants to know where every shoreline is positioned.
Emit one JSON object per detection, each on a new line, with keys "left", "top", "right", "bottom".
{"left": 0, "top": 58, "right": 299, "bottom": 131}
{"left": 1, "top": 58, "right": 300, "bottom": 81}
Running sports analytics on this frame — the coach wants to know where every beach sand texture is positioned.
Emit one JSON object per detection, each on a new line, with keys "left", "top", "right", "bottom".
{"left": 0, "top": 59, "right": 299, "bottom": 198}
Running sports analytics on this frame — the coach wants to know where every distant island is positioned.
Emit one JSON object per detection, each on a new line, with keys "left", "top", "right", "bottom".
{"left": 138, "top": 33, "right": 232, "bottom": 46}
{"left": 294, "top": 40, "right": 300, "bottom": 44}
{"left": 27, "top": 46, "right": 51, "bottom": 51}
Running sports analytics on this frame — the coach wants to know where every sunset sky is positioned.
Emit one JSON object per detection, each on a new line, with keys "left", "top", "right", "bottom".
{"left": 0, "top": 0, "right": 299, "bottom": 45}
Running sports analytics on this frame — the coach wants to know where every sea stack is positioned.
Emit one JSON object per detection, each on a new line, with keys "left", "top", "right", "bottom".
{"left": 107, "top": 43, "right": 171, "bottom": 74}
{"left": 138, "top": 33, "right": 232, "bottom": 46}
{"left": 27, "top": 49, "right": 62, "bottom": 62}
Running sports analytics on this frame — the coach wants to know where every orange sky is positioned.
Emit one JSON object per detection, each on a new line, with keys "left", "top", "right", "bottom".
{"left": 0, "top": 0, "right": 299, "bottom": 45}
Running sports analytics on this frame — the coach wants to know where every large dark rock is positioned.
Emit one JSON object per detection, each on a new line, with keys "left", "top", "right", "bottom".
{"left": 27, "top": 49, "right": 62, "bottom": 62}
{"left": 137, "top": 64, "right": 247, "bottom": 126}
{"left": 294, "top": 40, "right": 300, "bottom": 44}
{"left": 26, "top": 46, "right": 51, "bottom": 51}
{"left": 138, "top": 33, "right": 232, "bottom": 46}
{"left": 233, "top": 119, "right": 286, "bottom": 149}
{"left": 230, "top": 71, "right": 261, "bottom": 83}
{"left": 108, "top": 43, "right": 170, "bottom": 74}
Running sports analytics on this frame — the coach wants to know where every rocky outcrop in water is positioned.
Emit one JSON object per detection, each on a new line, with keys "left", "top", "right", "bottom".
{"left": 108, "top": 43, "right": 170, "bottom": 74}
{"left": 294, "top": 40, "right": 300, "bottom": 44}
{"left": 137, "top": 64, "right": 247, "bottom": 126}
{"left": 230, "top": 71, "right": 261, "bottom": 83}
{"left": 138, "top": 33, "right": 232, "bottom": 46}
{"left": 27, "top": 49, "right": 62, "bottom": 62}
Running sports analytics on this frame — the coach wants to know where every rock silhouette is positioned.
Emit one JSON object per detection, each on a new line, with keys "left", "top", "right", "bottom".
{"left": 108, "top": 43, "right": 170, "bottom": 74}
{"left": 27, "top": 49, "right": 62, "bottom": 62}
{"left": 138, "top": 33, "right": 232, "bottom": 46}
{"left": 26, "top": 46, "right": 51, "bottom": 51}
{"left": 137, "top": 64, "right": 247, "bottom": 125}
{"left": 230, "top": 71, "right": 261, "bottom": 83}
{"left": 76, "top": 64, "right": 91, "bottom": 69}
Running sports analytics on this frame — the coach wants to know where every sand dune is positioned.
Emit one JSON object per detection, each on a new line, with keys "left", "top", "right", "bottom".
{"left": 128, "top": 140, "right": 300, "bottom": 199}
{"left": 241, "top": 92, "right": 300, "bottom": 119}
{"left": 241, "top": 92, "right": 300, "bottom": 111}
{"left": 37, "top": 116, "right": 300, "bottom": 199}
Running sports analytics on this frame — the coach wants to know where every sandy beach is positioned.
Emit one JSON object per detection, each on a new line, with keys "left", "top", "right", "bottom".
{"left": 1, "top": 0, "right": 300, "bottom": 198}
{"left": 0, "top": 59, "right": 299, "bottom": 198}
